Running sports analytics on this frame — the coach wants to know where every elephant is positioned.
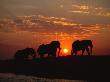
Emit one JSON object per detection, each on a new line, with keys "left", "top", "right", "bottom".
{"left": 14, "top": 48, "right": 36, "bottom": 60}
{"left": 71, "top": 40, "right": 93, "bottom": 56}
{"left": 37, "top": 41, "right": 61, "bottom": 58}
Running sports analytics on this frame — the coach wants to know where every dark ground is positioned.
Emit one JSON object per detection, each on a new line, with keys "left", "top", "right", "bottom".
{"left": 0, "top": 55, "right": 110, "bottom": 80}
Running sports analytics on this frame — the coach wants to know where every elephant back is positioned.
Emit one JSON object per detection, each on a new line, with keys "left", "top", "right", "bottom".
{"left": 14, "top": 48, "right": 36, "bottom": 60}
{"left": 25, "top": 48, "right": 36, "bottom": 54}
{"left": 50, "top": 41, "right": 60, "bottom": 48}
{"left": 81, "top": 40, "right": 93, "bottom": 47}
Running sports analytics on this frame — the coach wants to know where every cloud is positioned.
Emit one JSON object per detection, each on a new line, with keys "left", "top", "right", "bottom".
{"left": 70, "top": 4, "right": 110, "bottom": 17}
{"left": 72, "top": 5, "right": 89, "bottom": 10}
{"left": 69, "top": 10, "right": 89, "bottom": 14}
{"left": 0, "top": 15, "right": 109, "bottom": 41}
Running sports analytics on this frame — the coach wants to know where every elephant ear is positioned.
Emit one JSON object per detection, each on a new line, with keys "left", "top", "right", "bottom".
{"left": 37, "top": 44, "right": 45, "bottom": 53}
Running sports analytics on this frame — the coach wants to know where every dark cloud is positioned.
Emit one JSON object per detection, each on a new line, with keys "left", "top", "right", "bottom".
{"left": 0, "top": 15, "right": 107, "bottom": 37}
{"left": 0, "top": 0, "right": 110, "bottom": 24}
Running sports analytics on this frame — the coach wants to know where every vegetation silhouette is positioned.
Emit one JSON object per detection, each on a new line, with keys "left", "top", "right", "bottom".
{"left": 37, "top": 41, "right": 61, "bottom": 58}
{"left": 71, "top": 40, "right": 93, "bottom": 56}
{"left": 14, "top": 48, "right": 36, "bottom": 60}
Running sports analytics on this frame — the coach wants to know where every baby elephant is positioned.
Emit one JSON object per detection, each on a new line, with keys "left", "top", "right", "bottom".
{"left": 14, "top": 48, "right": 36, "bottom": 60}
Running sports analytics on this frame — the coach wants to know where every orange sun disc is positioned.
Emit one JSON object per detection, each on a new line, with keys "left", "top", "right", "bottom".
{"left": 63, "top": 49, "right": 68, "bottom": 53}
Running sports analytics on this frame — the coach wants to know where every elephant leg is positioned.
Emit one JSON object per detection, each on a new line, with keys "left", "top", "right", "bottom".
{"left": 32, "top": 55, "right": 36, "bottom": 59}
{"left": 53, "top": 52, "right": 56, "bottom": 57}
{"left": 51, "top": 52, "right": 56, "bottom": 58}
{"left": 54, "top": 50, "right": 57, "bottom": 57}
{"left": 58, "top": 48, "right": 61, "bottom": 57}
{"left": 48, "top": 53, "right": 50, "bottom": 57}
{"left": 40, "top": 54, "right": 44, "bottom": 58}
{"left": 82, "top": 48, "right": 85, "bottom": 56}
{"left": 90, "top": 46, "right": 93, "bottom": 55}
{"left": 24, "top": 55, "right": 27, "bottom": 60}
{"left": 86, "top": 47, "right": 90, "bottom": 56}
{"left": 48, "top": 52, "right": 52, "bottom": 57}
{"left": 74, "top": 51, "right": 77, "bottom": 56}
{"left": 71, "top": 50, "right": 73, "bottom": 56}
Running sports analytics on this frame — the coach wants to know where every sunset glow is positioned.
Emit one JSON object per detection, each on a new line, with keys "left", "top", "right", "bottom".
{"left": 0, "top": 0, "right": 110, "bottom": 59}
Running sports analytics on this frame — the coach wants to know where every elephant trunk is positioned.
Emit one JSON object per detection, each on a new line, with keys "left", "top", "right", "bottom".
{"left": 33, "top": 52, "right": 36, "bottom": 59}
{"left": 58, "top": 47, "right": 61, "bottom": 57}
{"left": 90, "top": 44, "right": 93, "bottom": 54}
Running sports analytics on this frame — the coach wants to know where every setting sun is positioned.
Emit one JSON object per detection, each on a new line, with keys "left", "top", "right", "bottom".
{"left": 63, "top": 49, "right": 69, "bottom": 54}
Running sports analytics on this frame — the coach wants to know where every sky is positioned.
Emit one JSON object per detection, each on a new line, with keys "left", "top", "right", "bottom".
{"left": 0, "top": 0, "right": 110, "bottom": 59}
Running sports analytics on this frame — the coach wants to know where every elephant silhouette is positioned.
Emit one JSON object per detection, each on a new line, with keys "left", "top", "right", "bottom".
{"left": 37, "top": 41, "right": 61, "bottom": 58}
{"left": 71, "top": 40, "right": 93, "bottom": 56}
{"left": 14, "top": 48, "right": 36, "bottom": 60}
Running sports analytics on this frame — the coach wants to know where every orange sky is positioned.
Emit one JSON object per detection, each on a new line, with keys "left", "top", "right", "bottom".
{"left": 0, "top": 0, "right": 110, "bottom": 59}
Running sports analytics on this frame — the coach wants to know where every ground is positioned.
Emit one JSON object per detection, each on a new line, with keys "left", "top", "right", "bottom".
{"left": 0, "top": 55, "right": 110, "bottom": 79}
